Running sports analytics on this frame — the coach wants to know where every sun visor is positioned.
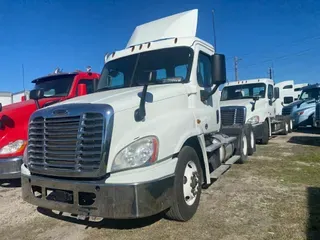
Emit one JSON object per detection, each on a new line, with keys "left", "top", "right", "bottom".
{"left": 126, "top": 9, "right": 198, "bottom": 48}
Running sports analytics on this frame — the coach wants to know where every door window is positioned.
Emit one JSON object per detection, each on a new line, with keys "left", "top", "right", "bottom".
{"left": 197, "top": 52, "right": 212, "bottom": 87}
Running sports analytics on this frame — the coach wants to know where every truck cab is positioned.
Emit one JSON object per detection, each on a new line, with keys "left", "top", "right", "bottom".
{"left": 220, "top": 78, "right": 291, "bottom": 144}
{"left": 282, "top": 83, "right": 320, "bottom": 129}
{"left": 21, "top": 9, "right": 255, "bottom": 222}
{"left": 0, "top": 69, "right": 100, "bottom": 179}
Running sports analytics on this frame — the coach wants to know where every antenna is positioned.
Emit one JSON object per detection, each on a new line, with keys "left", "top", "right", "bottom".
{"left": 22, "top": 64, "right": 25, "bottom": 91}
{"left": 212, "top": 9, "right": 217, "bottom": 51}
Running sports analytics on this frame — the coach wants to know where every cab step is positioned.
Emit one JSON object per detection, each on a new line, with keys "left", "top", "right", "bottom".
{"left": 210, "top": 164, "right": 230, "bottom": 179}
{"left": 225, "top": 155, "right": 240, "bottom": 165}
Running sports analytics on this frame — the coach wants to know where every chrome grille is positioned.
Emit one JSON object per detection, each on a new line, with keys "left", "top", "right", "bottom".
{"left": 282, "top": 107, "right": 292, "bottom": 116}
{"left": 221, "top": 107, "right": 246, "bottom": 126}
{"left": 316, "top": 103, "right": 320, "bottom": 121}
{"left": 28, "top": 113, "right": 104, "bottom": 175}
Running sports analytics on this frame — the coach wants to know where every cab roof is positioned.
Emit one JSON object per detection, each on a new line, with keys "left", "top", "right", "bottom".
{"left": 302, "top": 83, "right": 320, "bottom": 90}
{"left": 224, "top": 78, "right": 274, "bottom": 87}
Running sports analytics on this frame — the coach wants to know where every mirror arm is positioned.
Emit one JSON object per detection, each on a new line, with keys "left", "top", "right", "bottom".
{"left": 34, "top": 100, "right": 40, "bottom": 109}
{"left": 202, "top": 84, "right": 220, "bottom": 102}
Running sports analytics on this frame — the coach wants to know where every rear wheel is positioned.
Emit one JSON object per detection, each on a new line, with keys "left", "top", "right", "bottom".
{"left": 288, "top": 119, "right": 293, "bottom": 133}
{"left": 281, "top": 120, "right": 289, "bottom": 135}
{"left": 260, "top": 120, "right": 269, "bottom": 145}
{"left": 165, "top": 146, "right": 203, "bottom": 222}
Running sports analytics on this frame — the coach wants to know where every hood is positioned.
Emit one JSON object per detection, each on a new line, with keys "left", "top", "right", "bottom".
{"left": 51, "top": 84, "right": 187, "bottom": 112}
{"left": 220, "top": 99, "right": 254, "bottom": 109}
{"left": 283, "top": 99, "right": 317, "bottom": 110}
{"left": 0, "top": 97, "right": 62, "bottom": 150}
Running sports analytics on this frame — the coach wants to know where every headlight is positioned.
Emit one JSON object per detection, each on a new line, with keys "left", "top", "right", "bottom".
{"left": 0, "top": 140, "right": 27, "bottom": 155}
{"left": 111, "top": 136, "right": 159, "bottom": 172}
{"left": 297, "top": 111, "right": 304, "bottom": 116}
{"left": 247, "top": 116, "right": 260, "bottom": 125}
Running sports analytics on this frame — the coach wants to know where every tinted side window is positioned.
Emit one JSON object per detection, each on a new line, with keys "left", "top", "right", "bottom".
{"left": 197, "top": 52, "right": 212, "bottom": 87}
{"left": 284, "top": 97, "right": 294, "bottom": 104}
{"left": 78, "top": 79, "right": 94, "bottom": 94}
{"left": 283, "top": 85, "right": 293, "bottom": 89}
{"left": 268, "top": 84, "right": 274, "bottom": 99}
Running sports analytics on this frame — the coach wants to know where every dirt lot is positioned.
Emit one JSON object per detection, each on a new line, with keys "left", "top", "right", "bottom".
{"left": 0, "top": 130, "right": 320, "bottom": 240}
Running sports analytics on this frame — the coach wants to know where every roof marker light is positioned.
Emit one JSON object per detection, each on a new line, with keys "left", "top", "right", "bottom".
{"left": 112, "top": 52, "right": 116, "bottom": 57}
{"left": 174, "top": 38, "right": 178, "bottom": 44}
{"left": 147, "top": 42, "right": 151, "bottom": 48}
{"left": 131, "top": 46, "right": 135, "bottom": 52}
{"left": 139, "top": 44, "right": 143, "bottom": 50}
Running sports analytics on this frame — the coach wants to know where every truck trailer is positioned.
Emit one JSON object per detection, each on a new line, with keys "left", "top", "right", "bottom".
{"left": 21, "top": 9, "right": 255, "bottom": 222}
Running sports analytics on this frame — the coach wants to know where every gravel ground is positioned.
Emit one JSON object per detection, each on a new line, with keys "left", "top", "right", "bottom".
{"left": 0, "top": 130, "right": 319, "bottom": 240}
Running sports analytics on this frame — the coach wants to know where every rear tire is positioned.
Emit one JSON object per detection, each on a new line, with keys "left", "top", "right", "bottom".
{"left": 165, "top": 146, "right": 203, "bottom": 222}
{"left": 281, "top": 120, "right": 289, "bottom": 135}
{"left": 288, "top": 119, "right": 293, "bottom": 133}
{"left": 260, "top": 120, "right": 269, "bottom": 145}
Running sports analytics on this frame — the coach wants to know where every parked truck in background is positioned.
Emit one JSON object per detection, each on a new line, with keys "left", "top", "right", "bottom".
{"left": 282, "top": 83, "right": 320, "bottom": 129}
{"left": 294, "top": 83, "right": 309, "bottom": 101}
{"left": 0, "top": 68, "right": 100, "bottom": 179}
{"left": 0, "top": 92, "right": 13, "bottom": 107}
{"left": 220, "top": 78, "right": 292, "bottom": 145}
{"left": 21, "top": 9, "right": 256, "bottom": 222}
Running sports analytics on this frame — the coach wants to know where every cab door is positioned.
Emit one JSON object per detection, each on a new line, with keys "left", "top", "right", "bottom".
{"left": 192, "top": 44, "right": 220, "bottom": 134}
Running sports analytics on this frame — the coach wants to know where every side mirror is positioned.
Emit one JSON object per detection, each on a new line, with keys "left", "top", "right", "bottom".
{"left": 274, "top": 87, "right": 280, "bottom": 99}
{"left": 29, "top": 89, "right": 44, "bottom": 109}
{"left": 253, "top": 96, "right": 259, "bottom": 101}
{"left": 211, "top": 54, "right": 226, "bottom": 85}
{"left": 77, "top": 84, "right": 87, "bottom": 96}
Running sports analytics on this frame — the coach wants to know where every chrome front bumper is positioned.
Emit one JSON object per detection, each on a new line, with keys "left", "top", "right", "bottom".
{"left": 0, "top": 157, "right": 22, "bottom": 179}
{"left": 22, "top": 167, "right": 174, "bottom": 219}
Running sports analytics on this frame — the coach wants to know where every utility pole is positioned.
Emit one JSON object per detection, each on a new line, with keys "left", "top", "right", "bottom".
{"left": 234, "top": 56, "right": 241, "bottom": 81}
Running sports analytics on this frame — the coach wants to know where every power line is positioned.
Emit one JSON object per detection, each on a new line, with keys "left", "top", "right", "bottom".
{"left": 225, "top": 34, "right": 320, "bottom": 61}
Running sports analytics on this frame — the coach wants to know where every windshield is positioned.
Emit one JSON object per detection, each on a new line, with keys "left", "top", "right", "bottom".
{"left": 97, "top": 47, "right": 193, "bottom": 91}
{"left": 299, "top": 88, "right": 320, "bottom": 101}
{"left": 221, "top": 83, "right": 266, "bottom": 101}
{"left": 34, "top": 76, "right": 74, "bottom": 97}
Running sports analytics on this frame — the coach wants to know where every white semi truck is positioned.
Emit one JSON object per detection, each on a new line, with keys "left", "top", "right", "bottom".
{"left": 220, "top": 78, "right": 292, "bottom": 144}
{"left": 21, "top": 9, "right": 256, "bottom": 222}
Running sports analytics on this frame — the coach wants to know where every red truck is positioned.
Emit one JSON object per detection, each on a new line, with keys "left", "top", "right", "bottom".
{"left": 0, "top": 68, "right": 100, "bottom": 179}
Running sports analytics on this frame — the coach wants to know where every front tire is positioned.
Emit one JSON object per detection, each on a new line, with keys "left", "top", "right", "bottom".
{"left": 165, "top": 146, "right": 203, "bottom": 222}
{"left": 245, "top": 124, "right": 256, "bottom": 156}
{"left": 260, "top": 120, "right": 269, "bottom": 145}
{"left": 237, "top": 128, "right": 249, "bottom": 164}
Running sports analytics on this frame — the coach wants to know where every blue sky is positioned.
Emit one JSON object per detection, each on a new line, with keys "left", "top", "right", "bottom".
{"left": 0, "top": 0, "right": 319, "bottom": 92}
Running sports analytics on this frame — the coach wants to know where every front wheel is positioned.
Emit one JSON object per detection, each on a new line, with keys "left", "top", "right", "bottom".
{"left": 245, "top": 124, "right": 256, "bottom": 156}
{"left": 165, "top": 146, "right": 203, "bottom": 222}
{"left": 260, "top": 120, "right": 269, "bottom": 145}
